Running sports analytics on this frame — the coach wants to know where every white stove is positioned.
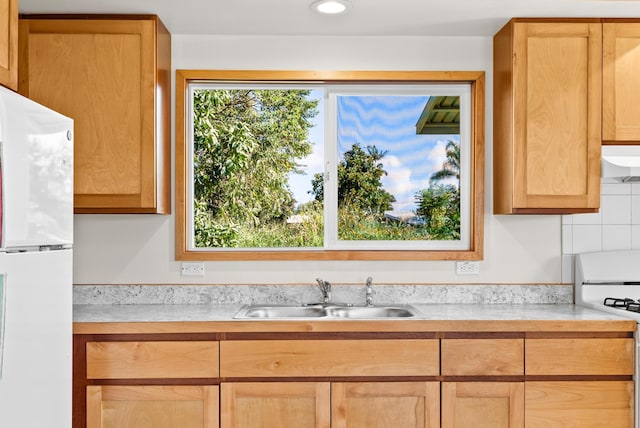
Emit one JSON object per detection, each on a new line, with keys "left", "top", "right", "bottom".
{"left": 575, "top": 250, "right": 640, "bottom": 427}
{"left": 575, "top": 250, "right": 640, "bottom": 321}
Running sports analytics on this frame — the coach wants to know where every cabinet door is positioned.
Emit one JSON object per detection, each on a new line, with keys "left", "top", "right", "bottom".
{"left": 514, "top": 22, "right": 602, "bottom": 211}
{"left": 221, "top": 382, "right": 330, "bottom": 428}
{"left": 86, "top": 385, "right": 219, "bottom": 428}
{"left": 495, "top": 21, "right": 602, "bottom": 213}
{"left": 441, "top": 382, "right": 524, "bottom": 428}
{"left": 0, "top": 0, "right": 17, "bottom": 90}
{"left": 526, "top": 381, "right": 633, "bottom": 427}
{"left": 603, "top": 22, "right": 640, "bottom": 142}
{"left": 332, "top": 382, "right": 439, "bottom": 428}
{"left": 18, "top": 17, "right": 171, "bottom": 213}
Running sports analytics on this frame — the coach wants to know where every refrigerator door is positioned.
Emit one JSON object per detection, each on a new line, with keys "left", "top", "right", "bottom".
{"left": 0, "top": 250, "right": 72, "bottom": 427}
{"left": 0, "top": 85, "right": 73, "bottom": 251}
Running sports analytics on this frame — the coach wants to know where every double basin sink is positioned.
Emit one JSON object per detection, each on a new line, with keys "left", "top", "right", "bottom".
{"left": 233, "top": 304, "right": 424, "bottom": 319}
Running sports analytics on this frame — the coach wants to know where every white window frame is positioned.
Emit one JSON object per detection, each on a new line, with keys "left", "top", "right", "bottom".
{"left": 325, "top": 84, "right": 471, "bottom": 251}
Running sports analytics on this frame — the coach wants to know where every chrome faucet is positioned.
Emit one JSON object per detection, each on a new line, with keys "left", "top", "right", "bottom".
{"left": 365, "top": 277, "right": 373, "bottom": 307}
{"left": 316, "top": 278, "right": 332, "bottom": 305}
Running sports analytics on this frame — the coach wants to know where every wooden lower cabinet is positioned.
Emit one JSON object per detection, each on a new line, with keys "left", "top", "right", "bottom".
{"left": 441, "top": 382, "right": 524, "bottom": 428}
{"left": 74, "top": 332, "right": 636, "bottom": 428}
{"left": 332, "top": 382, "right": 439, "bottom": 428}
{"left": 525, "top": 381, "right": 634, "bottom": 427}
{"left": 221, "top": 382, "right": 331, "bottom": 428}
{"left": 86, "top": 385, "right": 219, "bottom": 428}
{"left": 220, "top": 381, "right": 438, "bottom": 428}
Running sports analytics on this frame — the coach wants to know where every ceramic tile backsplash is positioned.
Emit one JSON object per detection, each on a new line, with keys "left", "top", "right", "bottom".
{"left": 562, "top": 182, "right": 640, "bottom": 283}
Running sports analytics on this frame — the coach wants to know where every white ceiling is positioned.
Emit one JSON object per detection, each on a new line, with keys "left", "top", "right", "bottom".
{"left": 17, "top": 0, "right": 640, "bottom": 37}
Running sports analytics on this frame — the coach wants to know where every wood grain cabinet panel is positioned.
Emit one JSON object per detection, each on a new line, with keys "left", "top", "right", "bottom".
{"left": 493, "top": 20, "right": 601, "bottom": 213}
{"left": 87, "top": 385, "right": 219, "bottom": 428}
{"left": 86, "top": 341, "right": 219, "bottom": 379}
{"left": 441, "top": 382, "right": 524, "bottom": 428}
{"left": 441, "top": 339, "right": 524, "bottom": 376}
{"left": 219, "top": 339, "right": 439, "bottom": 378}
{"left": 525, "top": 381, "right": 634, "bottom": 427}
{"left": 603, "top": 21, "right": 640, "bottom": 142}
{"left": 18, "top": 16, "right": 171, "bottom": 213}
{"left": 332, "top": 382, "right": 440, "bottom": 428}
{"left": 525, "top": 338, "right": 634, "bottom": 375}
{"left": 0, "top": 0, "right": 17, "bottom": 90}
{"left": 221, "top": 382, "right": 330, "bottom": 428}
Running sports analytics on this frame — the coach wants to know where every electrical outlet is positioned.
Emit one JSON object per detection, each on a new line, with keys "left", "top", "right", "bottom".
{"left": 456, "top": 261, "right": 479, "bottom": 275}
{"left": 181, "top": 262, "right": 205, "bottom": 276}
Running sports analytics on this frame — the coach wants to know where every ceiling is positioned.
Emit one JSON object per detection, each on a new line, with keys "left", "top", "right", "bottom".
{"left": 17, "top": 0, "right": 640, "bottom": 37}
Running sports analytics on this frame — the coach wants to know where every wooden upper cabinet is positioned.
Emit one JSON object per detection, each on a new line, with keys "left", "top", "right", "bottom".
{"left": 603, "top": 21, "right": 640, "bottom": 143}
{"left": 493, "top": 20, "right": 602, "bottom": 214}
{"left": 18, "top": 16, "right": 171, "bottom": 213}
{"left": 0, "top": 0, "right": 17, "bottom": 90}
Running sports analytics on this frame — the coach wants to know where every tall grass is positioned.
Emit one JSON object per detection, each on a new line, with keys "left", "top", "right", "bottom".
{"left": 231, "top": 205, "right": 429, "bottom": 248}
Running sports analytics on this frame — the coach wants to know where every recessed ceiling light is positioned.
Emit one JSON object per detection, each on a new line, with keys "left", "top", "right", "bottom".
{"left": 311, "top": 0, "right": 352, "bottom": 15}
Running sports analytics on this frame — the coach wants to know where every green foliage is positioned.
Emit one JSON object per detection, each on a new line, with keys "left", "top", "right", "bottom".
{"left": 311, "top": 143, "right": 396, "bottom": 215}
{"left": 193, "top": 200, "right": 239, "bottom": 247}
{"left": 415, "top": 184, "right": 460, "bottom": 239}
{"left": 237, "top": 202, "right": 324, "bottom": 248}
{"left": 338, "top": 201, "right": 427, "bottom": 241}
{"left": 192, "top": 89, "right": 318, "bottom": 247}
{"left": 411, "top": 138, "right": 462, "bottom": 240}
{"left": 339, "top": 144, "right": 396, "bottom": 214}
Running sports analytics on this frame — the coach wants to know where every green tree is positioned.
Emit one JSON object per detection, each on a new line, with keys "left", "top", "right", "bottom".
{"left": 310, "top": 143, "right": 395, "bottom": 214}
{"left": 193, "top": 89, "right": 318, "bottom": 247}
{"left": 415, "top": 139, "right": 461, "bottom": 240}
{"left": 415, "top": 184, "right": 460, "bottom": 239}
{"left": 430, "top": 139, "right": 460, "bottom": 181}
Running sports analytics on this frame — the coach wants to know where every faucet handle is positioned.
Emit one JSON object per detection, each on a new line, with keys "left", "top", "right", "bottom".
{"left": 365, "top": 277, "right": 373, "bottom": 307}
{"left": 316, "top": 278, "right": 331, "bottom": 305}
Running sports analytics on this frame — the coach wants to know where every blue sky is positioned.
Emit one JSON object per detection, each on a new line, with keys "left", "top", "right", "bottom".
{"left": 289, "top": 91, "right": 458, "bottom": 213}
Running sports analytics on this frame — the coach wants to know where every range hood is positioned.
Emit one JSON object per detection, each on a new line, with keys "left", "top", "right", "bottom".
{"left": 602, "top": 146, "right": 640, "bottom": 182}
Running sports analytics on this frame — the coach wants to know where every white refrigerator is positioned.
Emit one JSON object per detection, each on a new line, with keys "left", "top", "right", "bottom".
{"left": 0, "top": 85, "right": 73, "bottom": 427}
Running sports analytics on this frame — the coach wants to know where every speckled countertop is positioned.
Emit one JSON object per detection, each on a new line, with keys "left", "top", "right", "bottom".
{"left": 72, "top": 303, "right": 631, "bottom": 323}
{"left": 73, "top": 303, "right": 637, "bottom": 335}
{"left": 73, "top": 284, "right": 636, "bottom": 334}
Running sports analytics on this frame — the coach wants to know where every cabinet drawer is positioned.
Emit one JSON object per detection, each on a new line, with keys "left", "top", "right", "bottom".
{"left": 220, "top": 339, "right": 439, "bottom": 378}
{"left": 525, "top": 338, "right": 634, "bottom": 375}
{"left": 441, "top": 339, "right": 524, "bottom": 376}
{"left": 86, "top": 341, "right": 219, "bottom": 379}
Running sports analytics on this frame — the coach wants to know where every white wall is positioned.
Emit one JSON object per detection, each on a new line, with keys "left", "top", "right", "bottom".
{"left": 72, "top": 35, "right": 562, "bottom": 285}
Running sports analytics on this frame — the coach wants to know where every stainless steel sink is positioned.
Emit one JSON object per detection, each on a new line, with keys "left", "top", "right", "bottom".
{"left": 325, "top": 305, "right": 418, "bottom": 319}
{"left": 233, "top": 304, "right": 423, "bottom": 319}
{"left": 236, "top": 305, "right": 327, "bottom": 319}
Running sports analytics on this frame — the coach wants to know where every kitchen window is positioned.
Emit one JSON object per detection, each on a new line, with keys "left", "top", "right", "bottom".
{"left": 176, "top": 70, "right": 485, "bottom": 260}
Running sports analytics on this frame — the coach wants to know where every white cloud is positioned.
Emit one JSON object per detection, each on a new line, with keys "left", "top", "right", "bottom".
{"left": 382, "top": 155, "right": 420, "bottom": 212}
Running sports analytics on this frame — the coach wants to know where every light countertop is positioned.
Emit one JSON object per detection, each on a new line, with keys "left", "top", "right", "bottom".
{"left": 73, "top": 303, "right": 637, "bottom": 334}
